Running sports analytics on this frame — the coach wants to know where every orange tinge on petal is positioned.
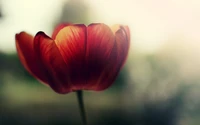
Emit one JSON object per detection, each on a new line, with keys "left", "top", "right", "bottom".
{"left": 55, "top": 24, "right": 87, "bottom": 91}
{"left": 51, "top": 23, "right": 71, "bottom": 40}
{"left": 34, "top": 32, "right": 73, "bottom": 93}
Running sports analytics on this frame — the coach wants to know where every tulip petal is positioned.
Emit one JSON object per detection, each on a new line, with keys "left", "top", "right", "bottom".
{"left": 85, "top": 23, "right": 116, "bottom": 90}
{"left": 114, "top": 25, "right": 130, "bottom": 66}
{"left": 55, "top": 24, "right": 87, "bottom": 90}
{"left": 92, "top": 42, "right": 119, "bottom": 90}
{"left": 94, "top": 25, "right": 130, "bottom": 90}
{"left": 34, "top": 32, "right": 72, "bottom": 93}
{"left": 15, "top": 32, "right": 49, "bottom": 84}
{"left": 52, "top": 23, "right": 71, "bottom": 40}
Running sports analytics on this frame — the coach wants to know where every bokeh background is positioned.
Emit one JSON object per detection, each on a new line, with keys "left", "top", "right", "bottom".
{"left": 0, "top": 0, "right": 200, "bottom": 125}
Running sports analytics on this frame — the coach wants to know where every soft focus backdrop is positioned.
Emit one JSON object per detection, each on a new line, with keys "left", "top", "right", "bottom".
{"left": 0, "top": 0, "right": 200, "bottom": 125}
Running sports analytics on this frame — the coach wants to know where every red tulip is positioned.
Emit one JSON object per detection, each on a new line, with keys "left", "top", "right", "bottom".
{"left": 15, "top": 23, "right": 130, "bottom": 94}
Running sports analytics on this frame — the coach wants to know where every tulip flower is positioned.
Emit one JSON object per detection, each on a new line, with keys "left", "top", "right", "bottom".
{"left": 15, "top": 23, "right": 130, "bottom": 94}
{"left": 15, "top": 23, "right": 130, "bottom": 125}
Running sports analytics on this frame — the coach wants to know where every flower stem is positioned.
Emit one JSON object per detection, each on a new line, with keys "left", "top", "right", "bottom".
{"left": 76, "top": 90, "right": 87, "bottom": 125}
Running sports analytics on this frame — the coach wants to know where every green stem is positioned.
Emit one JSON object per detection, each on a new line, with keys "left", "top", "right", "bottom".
{"left": 76, "top": 90, "right": 87, "bottom": 125}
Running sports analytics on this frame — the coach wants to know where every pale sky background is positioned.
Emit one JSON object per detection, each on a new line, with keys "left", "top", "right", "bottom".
{"left": 0, "top": 0, "right": 200, "bottom": 53}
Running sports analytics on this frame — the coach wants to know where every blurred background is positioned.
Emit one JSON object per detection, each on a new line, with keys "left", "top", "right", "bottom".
{"left": 0, "top": 0, "right": 200, "bottom": 125}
